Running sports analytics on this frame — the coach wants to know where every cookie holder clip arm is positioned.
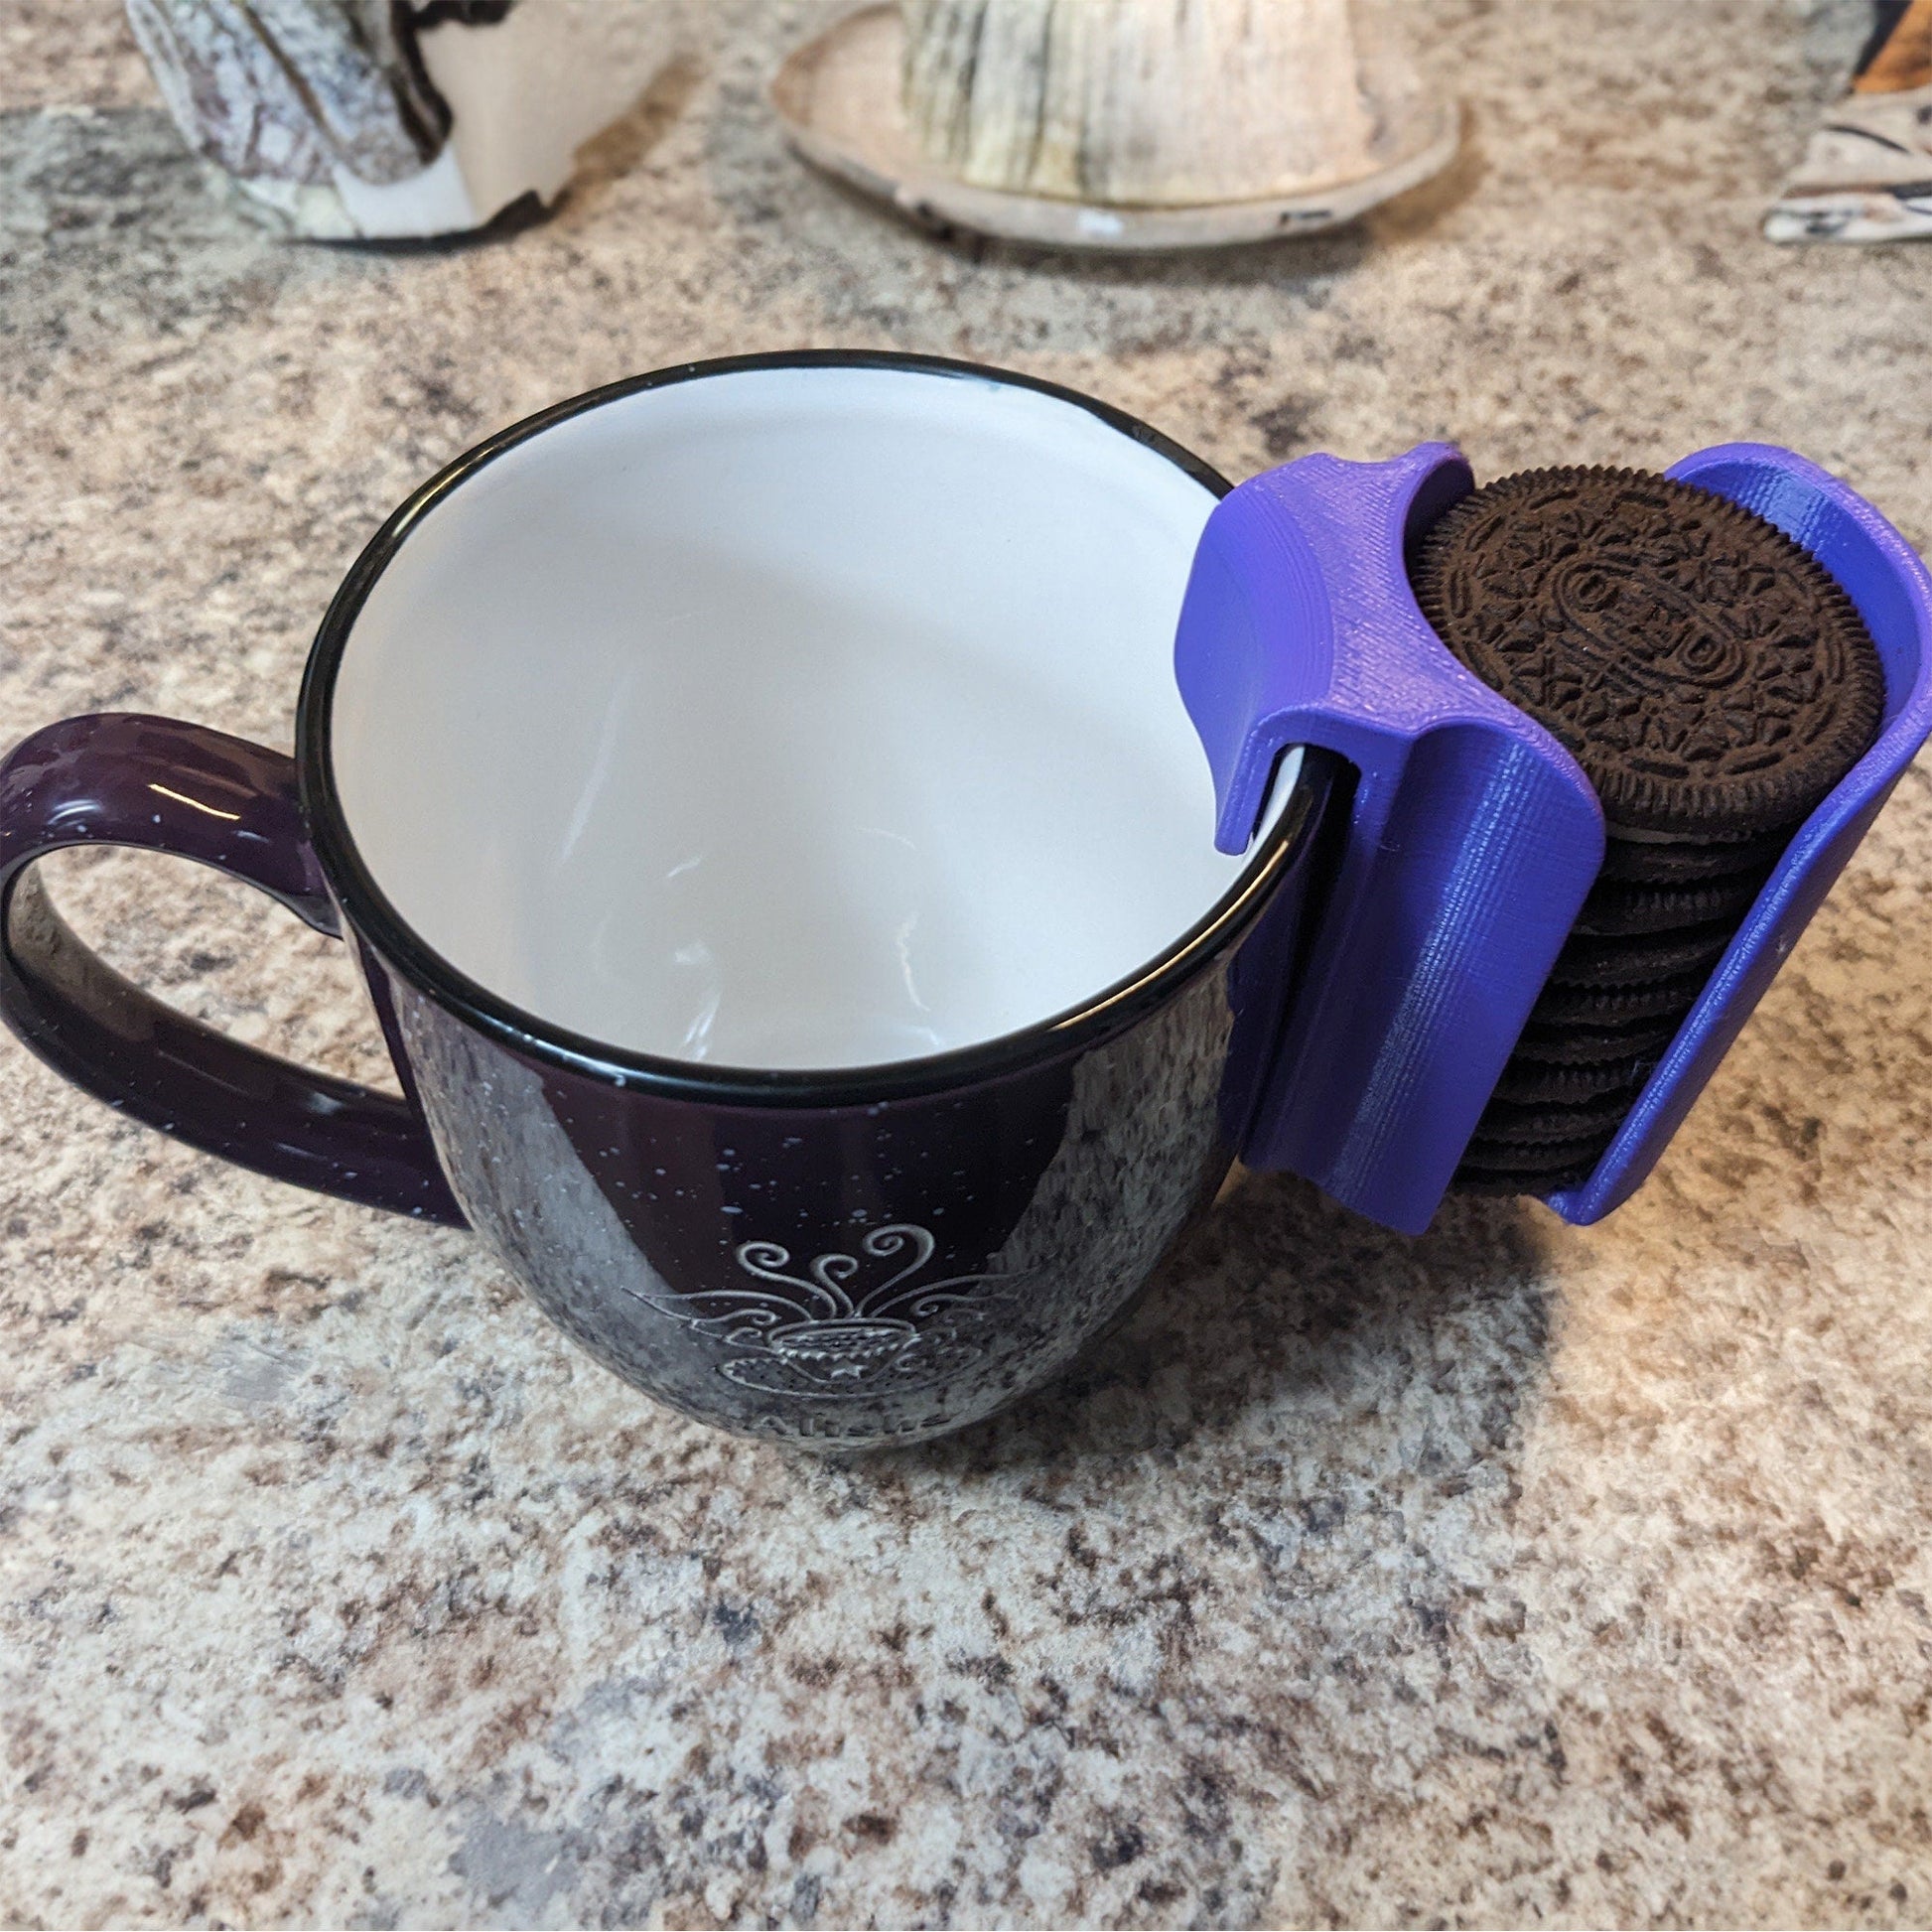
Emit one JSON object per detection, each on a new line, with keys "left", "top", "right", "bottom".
{"left": 1177, "top": 442, "right": 1932, "bottom": 1237}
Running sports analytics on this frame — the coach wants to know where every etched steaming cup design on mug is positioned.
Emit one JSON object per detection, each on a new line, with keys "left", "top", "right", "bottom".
{"left": 0, "top": 355, "right": 1328, "bottom": 1447}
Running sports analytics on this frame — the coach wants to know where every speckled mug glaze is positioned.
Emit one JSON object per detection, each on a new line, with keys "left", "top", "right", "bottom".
{"left": 0, "top": 353, "right": 1342, "bottom": 1447}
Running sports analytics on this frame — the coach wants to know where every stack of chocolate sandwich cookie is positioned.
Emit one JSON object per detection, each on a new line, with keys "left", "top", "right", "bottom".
{"left": 1411, "top": 467, "right": 1886, "bottom": 1194}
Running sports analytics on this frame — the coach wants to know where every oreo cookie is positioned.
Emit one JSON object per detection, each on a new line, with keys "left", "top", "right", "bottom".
{"left": 1412, "top": 468, "right": 1885, "bottom": 841}
{"left": 1452, "top": 1159, "right": 1591, "bottom": 1189}
{"left": 1513, "top": 1013, "right": 1683, "bottom": 1065}
{"left": 1460, "top": 1130, "right": 1617, "bottom": 1178}
{"left": 1595, "top": 823, "right": 1797, "bottom": 887}
{"left": 1491, "top": 1055, "right": 1656, "bottom": 1106}
{"left": 1455, "top": 1162, "right": 1597, "bottom": 1196}
{"left": 1574, "top": 871, "right": 1769, "bottom": 939}
{"left": 1474, "top": 1090, "right": 1644, "bottom": 1148}
{"left": 1547, "top": 920, "right": 1737, "bottom": 990}
{"left": 1422, "top": 463, "right": 1885, "bottom": 1200}
{"left": 1530, "top": 969, "right": 1714, "bottom": 1029}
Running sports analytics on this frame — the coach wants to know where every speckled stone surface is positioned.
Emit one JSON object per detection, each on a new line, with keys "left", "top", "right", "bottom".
{"left": 4, "top": 3, "right": 1932, "bottom": 1926}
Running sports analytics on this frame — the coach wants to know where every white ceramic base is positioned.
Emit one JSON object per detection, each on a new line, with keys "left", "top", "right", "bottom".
{"left": 771, "top": 4, "right": 1459, "bottom": 253}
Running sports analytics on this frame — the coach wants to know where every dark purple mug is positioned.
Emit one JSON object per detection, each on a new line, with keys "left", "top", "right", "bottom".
{"left": 0, "top": 353, "right": 1342, "bottom": 1447}
{"left": 9, "top": 354, "right": 1927, "bottom": 1448}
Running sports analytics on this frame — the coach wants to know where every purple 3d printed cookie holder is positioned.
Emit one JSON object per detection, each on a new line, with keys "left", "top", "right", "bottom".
{"left": 1178, "top": 442, "right": 1932, "bottom": 1237}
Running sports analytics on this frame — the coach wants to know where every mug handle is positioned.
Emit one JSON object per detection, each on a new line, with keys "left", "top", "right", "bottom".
{"left": 0, "top": 713, "right": 465, "bottom": 1225}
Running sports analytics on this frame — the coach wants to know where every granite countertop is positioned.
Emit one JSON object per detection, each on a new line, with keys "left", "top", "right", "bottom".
{"left": 5, "top": 1, "right": 1932, "bottom": 1925}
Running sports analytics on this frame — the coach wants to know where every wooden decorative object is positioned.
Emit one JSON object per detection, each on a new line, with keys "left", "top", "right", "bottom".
{"left": 772, "top": 0, "right": 1455, "bottom": 251}
{"left": 902, "top": 0, "right": 1430, "bottom": 206}
{"left": 126, "top": 0, "right": 684, "bottom": 239}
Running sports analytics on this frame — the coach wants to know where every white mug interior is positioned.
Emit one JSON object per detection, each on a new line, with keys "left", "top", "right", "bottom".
{"left": 330, "top": 361, "right": 1297, "bottom": 1070}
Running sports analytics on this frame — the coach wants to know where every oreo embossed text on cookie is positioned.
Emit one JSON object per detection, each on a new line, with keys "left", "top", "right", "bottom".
{"left": 1413, "top": 467, "right": 1884, "bottom": 841}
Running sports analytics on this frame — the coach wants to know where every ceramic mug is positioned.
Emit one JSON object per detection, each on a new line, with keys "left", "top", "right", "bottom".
{"left": 0, "top": 352, "right": 1353, "bottom": 1448}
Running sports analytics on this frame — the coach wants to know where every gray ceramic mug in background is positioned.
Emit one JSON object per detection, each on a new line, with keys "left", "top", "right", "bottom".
{"left": 0, "top": 352, "right": 1339, "bottom": 1448}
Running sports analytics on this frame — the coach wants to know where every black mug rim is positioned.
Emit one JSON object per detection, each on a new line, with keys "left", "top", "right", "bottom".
{"left": 297, "top": 349, "right": 1333, "bottom": 1108}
